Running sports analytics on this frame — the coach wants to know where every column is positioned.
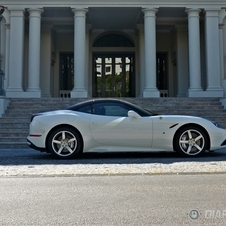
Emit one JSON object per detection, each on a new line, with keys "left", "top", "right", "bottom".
{"left": 142, "top": 8, "right": 159, "bottom": 98}
{"left": 0, "top": 16, "right": 5, "bottom": 96}
{"left": 40, "top": 24, "right": 52, "bottom": 97}
{"left": 86, "top": 24, "right": 91, "bottom": 96}
{"left": 137, "top": 24, "right": 145, "bottom": 97}
{"left": 71, "top": 8, "right": 88, "bottom": 98}
{"left": 6, "top": 9, "right": 25, "bottom": 97}
{"left": 219, "top": 23, "right": 225, "bottom": 96}
{"left": 27, "top": 8, "right": 43, "bottom": 97}
{"left": 175, "top": 24, "right": 189, "bottom": 97}
{"left": 186, "top": 9, "right": 203, "bottom": 97}
{"left": 4, "top": 23, "right": 10, "bottom": 90}
{"left": 205, "top": 9, "right": 223, "bottom": 97}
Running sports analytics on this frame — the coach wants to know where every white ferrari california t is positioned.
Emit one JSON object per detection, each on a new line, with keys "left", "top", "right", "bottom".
{"left": 27, "top": 99, "right": 226, "bottom": 159}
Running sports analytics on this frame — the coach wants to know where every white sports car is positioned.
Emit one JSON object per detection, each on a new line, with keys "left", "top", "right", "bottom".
{"left": 27, "top": 99, "right": 226, "bottom": 159}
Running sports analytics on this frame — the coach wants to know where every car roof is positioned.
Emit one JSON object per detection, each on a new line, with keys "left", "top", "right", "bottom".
{"left": 67, "top": 98, "right": 132, "bottom": 108}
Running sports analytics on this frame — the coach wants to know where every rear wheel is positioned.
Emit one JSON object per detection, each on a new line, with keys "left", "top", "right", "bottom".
{"left": 174, "top": 126, "right": 209, "bottom": 157}
{"left": 47, "top": 127, "right": 83, "bottom": 159}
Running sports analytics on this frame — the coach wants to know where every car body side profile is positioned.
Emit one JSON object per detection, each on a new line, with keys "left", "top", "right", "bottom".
{"left": 27, "top": 99, "right": 226, "bottom": 159}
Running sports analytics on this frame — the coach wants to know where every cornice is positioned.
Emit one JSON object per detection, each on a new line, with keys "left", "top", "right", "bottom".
{"left": 1, "top": 0, "right": 226, "bottom": 9}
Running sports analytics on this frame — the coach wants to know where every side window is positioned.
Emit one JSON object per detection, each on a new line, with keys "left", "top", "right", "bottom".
{"left": 93, "top": 103, "right": 129, "bottom": 117}
{"left": 105, "top": 105, "right": 128, "bottom": 116}
{"left": 93, "top": 105, "right": 106, "bottom": 115}
{"left": 76, "top": 105, "right": 92, "bottom": 114}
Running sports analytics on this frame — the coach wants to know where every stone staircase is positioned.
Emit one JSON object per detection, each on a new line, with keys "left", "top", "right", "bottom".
{"left": 1, "top": 97, "right": 226, "bottom": 149}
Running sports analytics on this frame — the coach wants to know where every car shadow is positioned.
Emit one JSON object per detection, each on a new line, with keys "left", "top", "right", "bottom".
{"left": 0, "top": 148, "right": 226, "bottom": 166}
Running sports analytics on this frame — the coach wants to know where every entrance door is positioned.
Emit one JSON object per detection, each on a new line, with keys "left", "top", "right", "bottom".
{"left": 93, "top": 54, "right": 135, "bottom": 97}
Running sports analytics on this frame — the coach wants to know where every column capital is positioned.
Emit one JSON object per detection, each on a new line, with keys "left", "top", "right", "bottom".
{"left": 7, "top": 7, "right": 25, "bottom": 11}
{"left": 185, "top": 8, "right": 201, "bottom": 16}
{"left": 142, "top": 8, "right": 158, "bottom": 16}
{"left": 204, "top": 8, "right": 220, "bottom": 17}
{"left": 27, "top": 8, "right": 44, "bottom": 14}
{"left": 72, "top": 8, "right": 88, "bottom": 15}
{"left": 8, "top": 8, "right": 25, "bottom": 17}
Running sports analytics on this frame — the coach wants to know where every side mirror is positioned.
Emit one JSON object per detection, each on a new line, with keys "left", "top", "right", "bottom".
{"left": 128, "top": 110, "right": 141, "bottom": 119}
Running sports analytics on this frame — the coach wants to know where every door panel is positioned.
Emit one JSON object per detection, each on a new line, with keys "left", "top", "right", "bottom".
{"left": 90, "top": 115, "right": 153, "bottom": 147}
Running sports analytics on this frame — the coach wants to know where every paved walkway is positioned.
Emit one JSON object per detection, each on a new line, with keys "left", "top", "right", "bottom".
{"left": 1, "top": 149, "right": 226, "bottom": 177}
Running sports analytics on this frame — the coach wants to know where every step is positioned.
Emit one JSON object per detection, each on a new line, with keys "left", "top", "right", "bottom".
{"left": 0, "top": 142, "right": 28, "bottom": 149}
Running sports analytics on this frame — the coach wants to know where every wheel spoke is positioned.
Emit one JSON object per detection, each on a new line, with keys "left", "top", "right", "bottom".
{"left": 188, "top": 130, "right": 192, "bottom": 139}
{"left": 186, "top": 146, "right": 192, "bottom": 154}
{"left": 65, "top": 146, "right": 74, "bottom": 154}
{"left": 57, "top": 146, "right": 64, "bottom": 154}
{"left": 62, "top": 131, "right": 66, "bottom": 140}
{"left": 194, "top": 144, "right": 202, "bottom": 151}
{"left": 68, "top": 137, "right": 76, "bottom": 143}
{"left": 53, "top": 139, "right": 61, "bottom": 144}
{"left": 180, "top": 140, "right": 189, "bottom": 144}
{"left": 195, "top": 135, "right": 203, "bottom": 142}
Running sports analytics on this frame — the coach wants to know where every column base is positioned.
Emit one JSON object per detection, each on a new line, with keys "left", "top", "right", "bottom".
{"left": 143, "top": 89, "right": 160, "bottom": 98}
{"left": 71, "top": 89, "right": 88, "bottom": 98}
{"left": 204, "top": 88, "right": 224, "bottom": 97}
{"left": 187, "top": 89, "right": 223, "bottom": 97}
{"left": 25, "top": 91, "right": 42, "bottom": 98}
{"left": 187, "top": 89, "right": 204, "bottom": 97}
{"left": 26, "top": 88, "right": 41, "bottom": 97}
{"left": 6, "top": 90, "right": 41, "bottom": 98}
{"left": 5, "top": 88, "right": 25, "bottom": 98}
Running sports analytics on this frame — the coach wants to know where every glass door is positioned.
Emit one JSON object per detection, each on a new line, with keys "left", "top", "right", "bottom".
{"left": 93, "top": 54, "right": 135, "bottom": 97}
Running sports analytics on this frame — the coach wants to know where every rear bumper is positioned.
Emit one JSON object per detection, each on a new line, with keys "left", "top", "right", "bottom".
{"left": 27, "top": 139, "right": 48, "bottom": 153}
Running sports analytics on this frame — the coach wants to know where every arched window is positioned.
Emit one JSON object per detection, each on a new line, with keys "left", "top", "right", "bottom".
{"left": 93, "top": 34, "right": 134, "bottom": 47}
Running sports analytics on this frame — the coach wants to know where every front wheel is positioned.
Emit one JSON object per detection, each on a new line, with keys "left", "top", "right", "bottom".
{"left": 173, "top": 126, "right": 209, "bottom": 157}
{"left": 47, "top": 127, "right": 83, "bottom": 159}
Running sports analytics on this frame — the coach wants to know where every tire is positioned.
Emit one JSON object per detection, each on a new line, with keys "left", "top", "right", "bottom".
{"left": 47, "top": 126, "right": 83, "bottom": 159}
{"left": 173, "top": 126, "right": 209, "bottom": 157}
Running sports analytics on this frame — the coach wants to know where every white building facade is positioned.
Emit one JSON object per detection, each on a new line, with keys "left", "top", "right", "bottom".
{"left": 0, "top": 0, "right": 226, "bottom": 99}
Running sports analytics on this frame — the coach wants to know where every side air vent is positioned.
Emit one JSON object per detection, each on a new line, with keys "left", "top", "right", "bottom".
{"left": 169, "top": 123, "right": 178, "bottom": 129}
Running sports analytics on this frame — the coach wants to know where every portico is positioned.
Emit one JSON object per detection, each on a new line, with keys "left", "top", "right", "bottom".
{"left": 0, "top": 2, "right": 226, "bottom": 98}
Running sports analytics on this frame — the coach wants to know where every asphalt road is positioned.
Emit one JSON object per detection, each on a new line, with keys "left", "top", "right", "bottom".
{"left": 1, "top": 174, "right": 226, "bottom": 225}
{"left": 1, "top": 148, "right": 226, "bottom": 176}
{"left": 1, "top": 149, "right": 226, "bottom": 225}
